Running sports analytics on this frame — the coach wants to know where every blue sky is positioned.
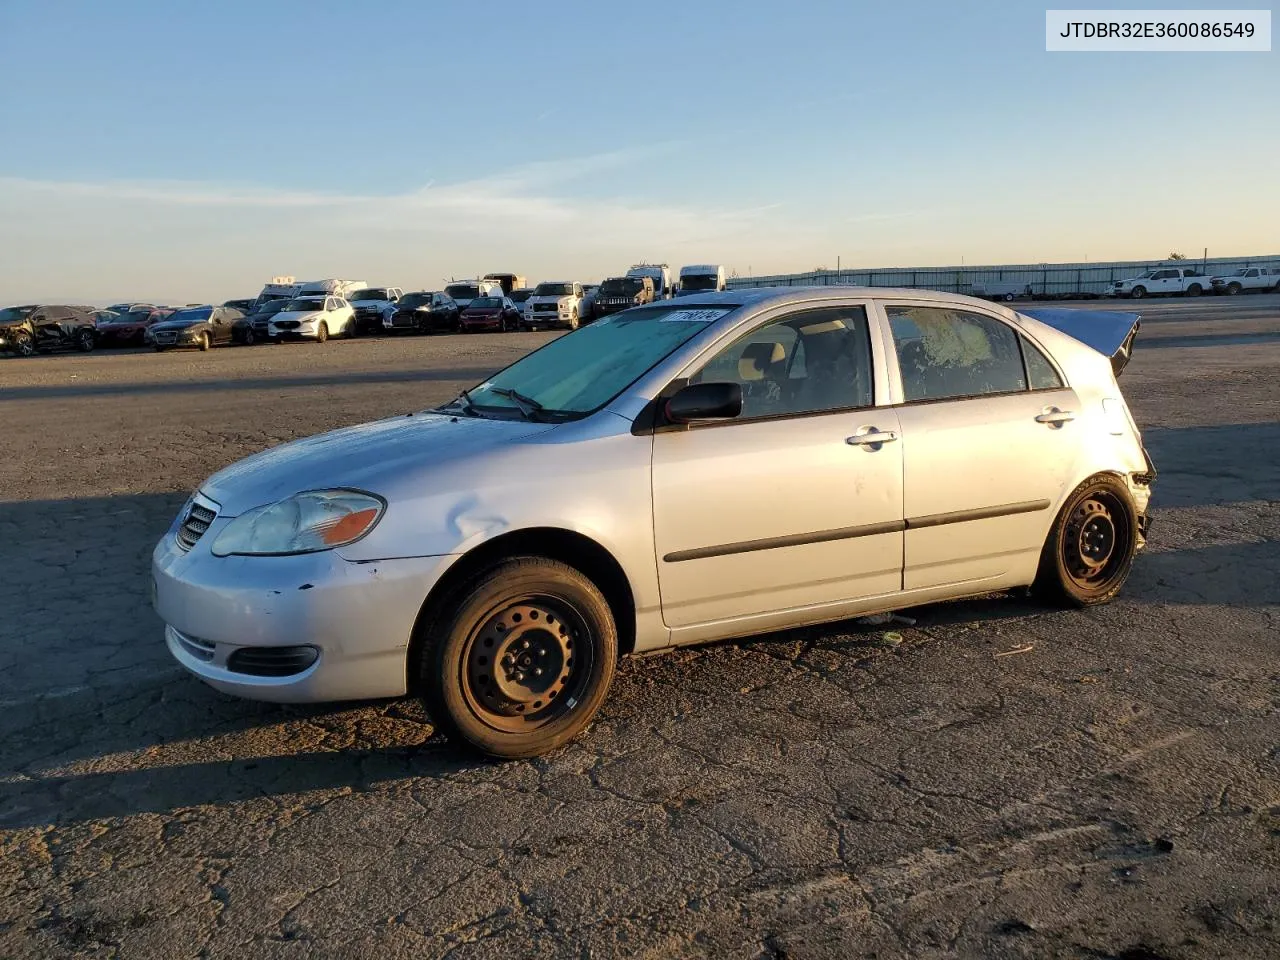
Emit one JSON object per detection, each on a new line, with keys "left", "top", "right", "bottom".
{"left": 1, "top": 0, "right": 1276, "bottom": 302}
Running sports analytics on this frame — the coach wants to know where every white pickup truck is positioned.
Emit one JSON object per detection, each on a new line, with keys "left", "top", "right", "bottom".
{"left": 1111, "top": 266, "right": 1214, "bottom": 299}
{"left": 1211, "top": 266, "right": 1280, "bottom": 296}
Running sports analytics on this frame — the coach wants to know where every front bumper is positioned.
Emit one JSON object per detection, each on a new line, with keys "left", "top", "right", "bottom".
{"left": 461, "top": 315, "right": 503, "bottom": 331}
{"left": 153, "top": 524, "right": 452, "bottom": 702}
{"left": 271, "top": 321, "right": 320, "bottom": 340}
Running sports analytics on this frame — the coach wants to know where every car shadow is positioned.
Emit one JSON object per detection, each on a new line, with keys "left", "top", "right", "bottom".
{"left": 1142, "top": 422, "right": 1280, "bottom": 508}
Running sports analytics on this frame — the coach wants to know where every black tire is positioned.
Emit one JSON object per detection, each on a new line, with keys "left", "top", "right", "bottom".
{"left": 1226, "top": 282, "right": 1242, "bottom": 296}
{"left": 12, "top": 331, "right": 35, "bottom": 357}
{"left": 1186, "top": 284, "right": 1202, "bottom": 297}
{"left": 245, "top": 328, "right": 256, "bottom": 345}
{"left": 416, "top": 557, "right": 617, "bottom": 759}
{"left": 1003, "top": 293, "right": 1016, "bottom": 302}
{"left": 568, "top": 309, "right": 579, "bottom": 331}
{"left": 154, "top": 345, "right": 166, "bottom": 353}
{"left": 1033, "top": 475, "right": 1139, "bottom": 608}
{"left": 75, "top": 328, "right": 96, "bottom": 352}
{"left": 198, "top": 332, "right": 211, "bottom": 352}
{"left": 316, "top": 322, "right": 328, "bottom": 344}
{"left": 1129, "top": 286, "right": 1146, "bottom": 299}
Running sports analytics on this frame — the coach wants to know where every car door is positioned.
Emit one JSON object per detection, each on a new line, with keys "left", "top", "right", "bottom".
{"left": 880, "top": 301, "right": 1081, "bottom": 591}
{"left": 651, "top": 302, "right": 904, "bottom": 636}
{"left": 211, "top": 308, "right": 230, "bottom": 344}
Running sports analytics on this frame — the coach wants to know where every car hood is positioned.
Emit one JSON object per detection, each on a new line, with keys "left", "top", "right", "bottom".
{"left": 200, "top": 412, "right": 554, "bottom": 516}
{"left": 151, "top": 319, "right": 206, "bottom": 331}
{"left": 1020, "top": 308, "right": 1141, "bottom": 377}
{"left": 271, "top": 310, "right": 322, "bottom": 323}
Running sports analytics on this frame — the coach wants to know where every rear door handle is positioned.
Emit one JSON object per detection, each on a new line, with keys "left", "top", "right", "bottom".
{"left": 1035, "top": 407, "right": 1075, "bottom": 425}
{"left": 847, "top": 429, "right": 899, "bottom": 447}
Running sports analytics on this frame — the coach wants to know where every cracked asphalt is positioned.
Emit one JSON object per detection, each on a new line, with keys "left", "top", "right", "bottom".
{"left": 1, "top": 296, "right": 1277, "bottom": 959}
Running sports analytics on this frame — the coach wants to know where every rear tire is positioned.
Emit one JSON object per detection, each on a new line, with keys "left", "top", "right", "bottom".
{"left": 416, "top": 557, "right": 617, "bottom": 759}
{"left": 1033, "top": 475, "right": 1139, "bottom": 608}
{"left": 243, "top": 328, "right": 256, "bottom": 346}
{"left": 1186, "top": 284, "right": 1202, "bottom": 297}
{"left": 75, "top": 328, "right": 96, "bottom": 352}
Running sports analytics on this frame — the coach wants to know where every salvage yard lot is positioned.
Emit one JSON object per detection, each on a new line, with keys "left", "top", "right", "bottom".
{"left": 2, "top": 296, "right": 1278, "bottom": 959}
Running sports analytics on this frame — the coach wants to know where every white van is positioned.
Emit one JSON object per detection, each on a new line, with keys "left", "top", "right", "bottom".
{"left": 676, "top": 264, "right": 726, "bottom": 296}
{"left": 444, "top": 279, "right": 503, "bottom": 311}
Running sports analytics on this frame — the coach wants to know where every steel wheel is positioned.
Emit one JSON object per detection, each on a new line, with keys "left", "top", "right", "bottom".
{"left": 461, "top": 597, "right": 592, "bottom": 735}
{"left": 1035, "top": 476, "right": 1139, "bottom": 607}
{"left": 418, "top": 557, "right": 617, "bottom": 758}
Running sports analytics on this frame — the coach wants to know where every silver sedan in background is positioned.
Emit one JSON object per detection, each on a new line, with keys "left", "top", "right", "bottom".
{"left": 153, "top": 288, "right": 1155, "bottom": 758}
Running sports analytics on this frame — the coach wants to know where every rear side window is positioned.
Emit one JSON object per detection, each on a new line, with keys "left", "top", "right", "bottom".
{"left": 888, "top": 306, "right": 1027, "bottom": 402}
{"left": 1021, "top": 335, "right": 1064, "bottom": 390}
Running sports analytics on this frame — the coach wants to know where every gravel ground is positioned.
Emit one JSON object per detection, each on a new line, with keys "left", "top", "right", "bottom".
{"left": 1, "top": 297, "right": 1278, "bottom": 959}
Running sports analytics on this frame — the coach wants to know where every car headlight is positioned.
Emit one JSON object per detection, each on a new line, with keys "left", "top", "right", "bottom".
{"left": 211, "top": 490, "right": 385, "bottom": 556}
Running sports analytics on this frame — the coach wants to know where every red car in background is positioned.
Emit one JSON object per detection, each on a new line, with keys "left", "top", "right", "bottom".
{"left": 95, "top": 304, "right": 176, "bottom": 347}
{"left": 458, "top": 296, "right": 521, "bottom": 333}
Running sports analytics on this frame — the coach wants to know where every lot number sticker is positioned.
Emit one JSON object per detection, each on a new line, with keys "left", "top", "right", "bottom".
{"left": 659, "top": 308, "right": 732, "bottom": 323}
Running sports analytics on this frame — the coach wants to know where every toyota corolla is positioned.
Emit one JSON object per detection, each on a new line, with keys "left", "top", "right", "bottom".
{"left": 153, "top": 288, "right": 1155, "bottom": 758}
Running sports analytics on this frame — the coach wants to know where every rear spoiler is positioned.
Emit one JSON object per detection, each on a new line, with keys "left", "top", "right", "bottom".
{"left": 1019, "top": 308, "right": 1141, "bottom": 377}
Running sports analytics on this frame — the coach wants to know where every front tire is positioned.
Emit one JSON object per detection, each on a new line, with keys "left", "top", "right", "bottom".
{"left": 12, "top": 331, "right": 35, "bottom": 357}
{"left": 198, "top": 332, "right": 211, "bottom": 352}
{"left": 1227, "top": 282, "right": 1243, "bottom": 296}
{"left": 242, "top": 328, "right": 256, "bottom": 346}
{"left": 1033, "top": 475, "right": 1139, "bottom": 608}
{"left": 1129, "top": 286, "right": 1146, "bottom": 299}
{"left": 316, "top": 322, "right": 328, "bottom": 343}
{"left": 416, "top": 557, "right": 618, "bottom": 759}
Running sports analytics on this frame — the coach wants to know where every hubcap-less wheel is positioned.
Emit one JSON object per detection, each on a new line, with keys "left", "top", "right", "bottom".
{"left": 463, "top": 597, "right": 592, "bottom": 735}
{"left": 1062, "top": 495, "right": 1124, "bottom": 590}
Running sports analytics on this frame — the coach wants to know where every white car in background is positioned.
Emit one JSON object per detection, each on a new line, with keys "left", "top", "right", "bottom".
{"left": 522, "top": 281, "right": 585, "bottom": 330}
{"left": 267, "top": 295, "right": 356, "bottom": 343}
{"left": 1211, "top": 266, "right": 1280, "bottom": 296}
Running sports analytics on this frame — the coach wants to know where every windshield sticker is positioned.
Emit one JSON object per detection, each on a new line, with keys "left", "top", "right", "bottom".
{"left": 658, "top": 308, "right": 732, "bottom": 324}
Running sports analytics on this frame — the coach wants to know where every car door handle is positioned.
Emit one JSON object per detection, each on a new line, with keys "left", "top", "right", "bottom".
{"left": 1035, "top": 408, "right": 1075, "bottom": 425}
{"left": 847, "top": 429, "right": 899, "bottom": 447}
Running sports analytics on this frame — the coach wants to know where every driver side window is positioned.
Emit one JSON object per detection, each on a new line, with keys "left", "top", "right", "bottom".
{"left": 691, "top": 306, "right": 874, "bottom": 420}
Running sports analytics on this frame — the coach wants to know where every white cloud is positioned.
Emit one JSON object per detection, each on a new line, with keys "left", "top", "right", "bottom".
{"left": 0, "top": 148, "right": 801, "bottom": 302}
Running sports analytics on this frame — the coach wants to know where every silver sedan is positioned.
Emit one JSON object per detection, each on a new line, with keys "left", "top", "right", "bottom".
{"left": 153, "top": 288, "right": 1155, "bottom": 757}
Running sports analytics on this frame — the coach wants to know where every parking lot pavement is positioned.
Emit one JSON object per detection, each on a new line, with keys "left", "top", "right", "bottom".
{"left": 2, "top": 302, "right": 1278, "bottom": 959}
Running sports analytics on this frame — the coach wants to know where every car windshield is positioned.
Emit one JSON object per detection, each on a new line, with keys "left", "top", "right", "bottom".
{"left": 680, "top": 274, "right": 720, "bottom": 291}
{"left": 350, "top": 289, "right": 388, "bottom": 300}
{"left": 1226, "top": 269, "right": 1247, "bottom": 276}
{"left": 399, "top": 293, "right": 433, "bottom": 309}
{"left": 252, "top": 300, "right": 289, "bottom": 317}
{"left": 169, "top": 307, "right": 213, "bottom": 323}
{"left": 533, "top": 283, "right": 573, "bottom": 297}
{"left": 1136, "top": 272, "right": 1156, "bottom": 280}
{"left": 468, "top": 297, "right": 502, "bottom": 309}
{"left": 446, "top": 285, "right": 481, "bottom": 300}
{"left": 601, "top": 278, "right": 643, "bottom": 296}
{"left": 283, "top": 299, "right": 325, "bottom": 312}
{"left": 0, "top": 306, "right": 34, "bottom": 323}
{"left": 455, "top": 305, "right": 733, "bottom": 418}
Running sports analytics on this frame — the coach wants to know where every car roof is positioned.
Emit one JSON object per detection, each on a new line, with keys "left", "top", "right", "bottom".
{"left": 641, "top": 285, "right": 1019, "bottom": 315}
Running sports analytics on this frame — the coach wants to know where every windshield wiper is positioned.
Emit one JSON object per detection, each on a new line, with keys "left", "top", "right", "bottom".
{"left": 489, "top": 386, "right": 544, "bottom": 420}
{"left": 441, "top": 388, "right": 480, "bottom": 417}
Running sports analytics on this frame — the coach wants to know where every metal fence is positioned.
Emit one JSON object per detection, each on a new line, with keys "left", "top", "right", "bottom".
{"left": 727, "top": 254, "right": 1280, "bottom": 298}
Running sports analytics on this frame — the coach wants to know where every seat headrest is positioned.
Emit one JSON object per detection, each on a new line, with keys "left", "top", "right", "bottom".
{"left": 738, "top": 341, "right": 786, "bottom": 381}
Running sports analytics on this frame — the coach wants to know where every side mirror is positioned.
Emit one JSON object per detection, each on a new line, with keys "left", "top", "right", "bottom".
{"left": 664, "top": 381, "right": 742, "bottom": 424}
